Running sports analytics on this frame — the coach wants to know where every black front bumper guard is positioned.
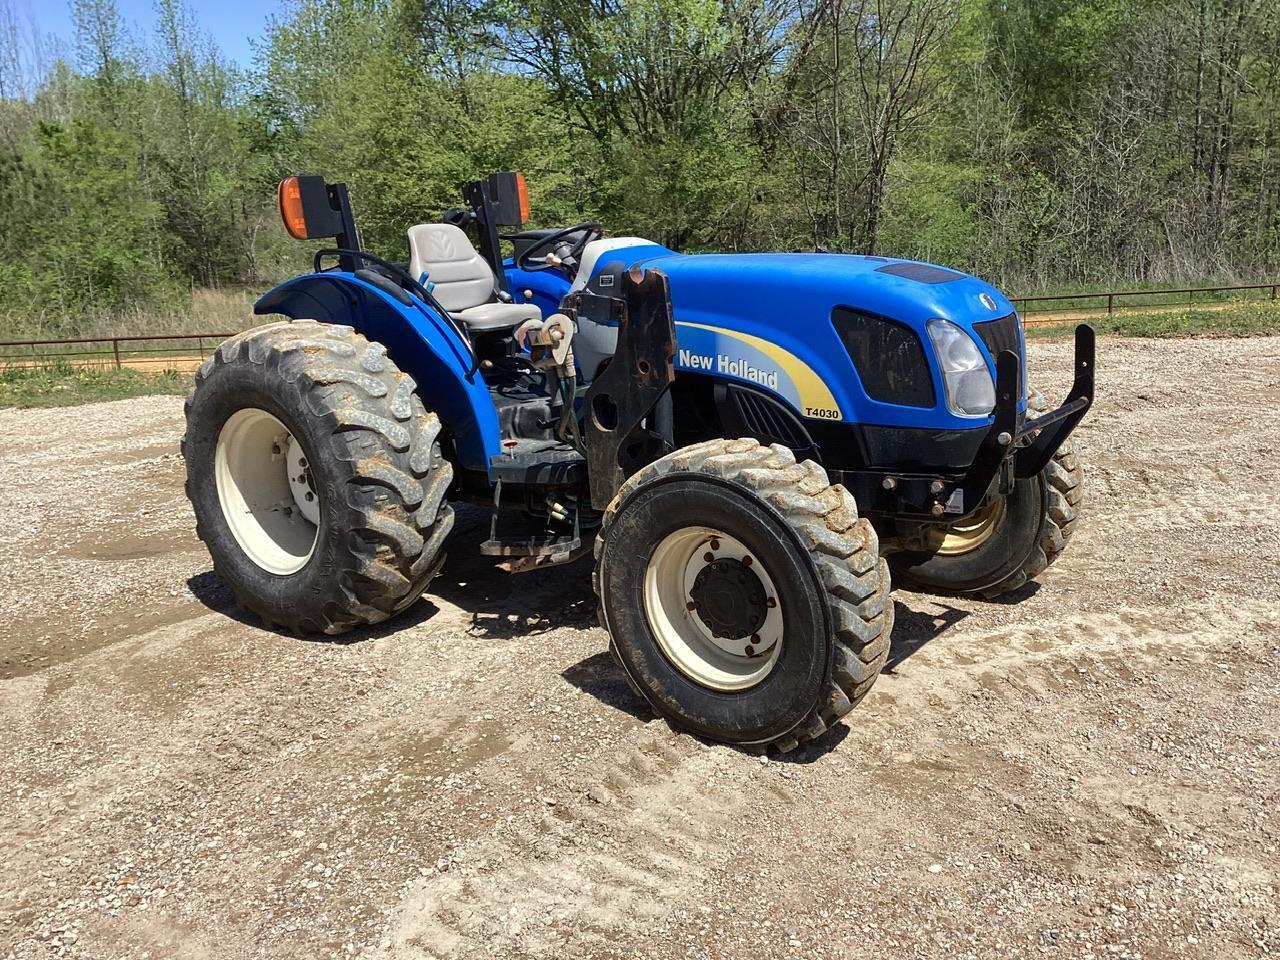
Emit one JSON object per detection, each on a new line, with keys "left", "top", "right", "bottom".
{"left": 842, "top": 324, "right": 1094, "bottom": 521}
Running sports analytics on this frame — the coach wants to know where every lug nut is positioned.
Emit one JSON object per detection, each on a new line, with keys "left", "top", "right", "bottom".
{"left": 930, "top": 479, "right": 945, "bottom": 494}
{"left": 703, "top": 552, "right": 715, "bottom": 563}
{"left": 742, "top": 556, "right": 753, "bottom": 566}
{"left": 686, "top": 600, "right": 697, "bottom": 611}
{"left": 710, "top": 538, "right": 721, "bottom": 550}
{"left": 931, "top": 503, "right": 946, "bottom": 516}
{"left": 882, "top": 476, "right": 898, "bottom": 491}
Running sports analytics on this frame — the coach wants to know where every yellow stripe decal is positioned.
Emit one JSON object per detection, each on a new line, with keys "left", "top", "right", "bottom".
{"left": 675, "top": 321, "right": 843, "bottom": 421}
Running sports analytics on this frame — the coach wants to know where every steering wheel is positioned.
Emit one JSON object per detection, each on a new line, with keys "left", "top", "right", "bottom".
{"left": 514, "top": 222, "right": 604, "bottom": 272}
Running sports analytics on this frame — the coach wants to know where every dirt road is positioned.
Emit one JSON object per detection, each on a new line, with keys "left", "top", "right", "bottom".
{"left": 1, "top": 337, "right": 1277, "bottom": 960}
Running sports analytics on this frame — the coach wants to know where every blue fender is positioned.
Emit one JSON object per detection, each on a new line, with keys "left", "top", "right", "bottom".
{"left": 254, "top": 272, "right": 501, "bottom": 471}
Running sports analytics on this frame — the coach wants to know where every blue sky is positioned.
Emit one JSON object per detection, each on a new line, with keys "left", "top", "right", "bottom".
{"left": 19, "top": 0, "right": 283, "bottom": 68}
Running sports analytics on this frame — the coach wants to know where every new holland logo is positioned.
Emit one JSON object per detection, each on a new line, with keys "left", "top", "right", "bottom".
{"left": 979, "top": 292, "right": 999, "bottom": 311}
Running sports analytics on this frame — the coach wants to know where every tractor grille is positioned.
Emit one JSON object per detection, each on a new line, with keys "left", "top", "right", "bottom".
{"left": 725, "top": 385, "right": 811, "bottom": 451}
{"left": 973, "top": 313, "right": 1022, "bottom": 362}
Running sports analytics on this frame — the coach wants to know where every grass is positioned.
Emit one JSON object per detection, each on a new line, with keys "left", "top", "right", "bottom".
{"left": 0, "top": 362, "right": 191, "bottom": 409}
{"left": 1025, "top": 300, "right": 1280, "bottom": 339}
{"left": 1014, "top": 278, "right": 1278, "bottom": 314}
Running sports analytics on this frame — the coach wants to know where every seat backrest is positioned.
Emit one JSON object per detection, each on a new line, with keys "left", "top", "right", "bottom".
{"left": 407, "top": 223, "right": 495, "bottom": 312}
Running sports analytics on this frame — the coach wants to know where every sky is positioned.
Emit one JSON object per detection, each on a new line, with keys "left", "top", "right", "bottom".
{"left": 16, "top": 0, "right": 282, "bottom": 69}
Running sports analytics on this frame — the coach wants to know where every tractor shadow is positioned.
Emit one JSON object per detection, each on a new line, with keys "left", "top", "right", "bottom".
{"left": 425, "top": 505, "right": 599, "bottom": 639}
{"left": 560, "top": 650, "right": 853, "bottom": 763}
{"left": 883, "top": 597, "right": 972, "bottom": 674}
{"left": 186, "top": 504, "right": 599, "bottom": 642}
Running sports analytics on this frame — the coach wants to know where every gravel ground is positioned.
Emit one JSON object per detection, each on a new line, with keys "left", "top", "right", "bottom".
{"left": 1, "top": 335, "right": 1277, "bottom": 960}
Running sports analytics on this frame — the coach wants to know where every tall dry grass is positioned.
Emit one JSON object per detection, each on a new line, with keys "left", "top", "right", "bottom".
{"left": 0, "top": 287, "right": 263, "bottom": 343}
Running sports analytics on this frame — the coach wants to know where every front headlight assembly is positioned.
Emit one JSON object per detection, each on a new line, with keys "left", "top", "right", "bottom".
{"left": 926, "top": 319, "right": 996, "bottom": 417}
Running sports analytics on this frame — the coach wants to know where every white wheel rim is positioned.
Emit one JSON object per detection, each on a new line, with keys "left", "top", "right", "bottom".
{"left": 642, "top": 527, "right": 783, "bottom": 691}
{"left": 215, "top": 408, "right": 319, "bottom": 575}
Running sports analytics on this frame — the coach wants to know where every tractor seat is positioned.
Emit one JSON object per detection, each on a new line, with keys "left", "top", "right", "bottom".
{"left": 407, "top": 223, "right": 540, "bottom": 333}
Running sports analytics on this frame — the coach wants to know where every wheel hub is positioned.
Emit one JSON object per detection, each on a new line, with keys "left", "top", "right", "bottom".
{"left": 937, "top": 497, "right": 1006, "bottom": 556}
{"left": 690, "top": 558, "right": 768, "bottom": 640}
{"left": 215, "top": 408, "right": 320, "bottom": 575}
{"left": 642, "top": 527, "right": 784, "bottom": 691}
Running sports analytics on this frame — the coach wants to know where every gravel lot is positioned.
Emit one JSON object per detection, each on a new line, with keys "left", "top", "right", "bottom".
{"left": 1, "top": 336, "right": 1277, "bottom": 960}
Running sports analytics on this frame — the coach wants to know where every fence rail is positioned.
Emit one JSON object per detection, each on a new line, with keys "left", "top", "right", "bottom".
{"left": 2, "top": 280, "right": 1277, "bottom": 369}
{"left": 1012, "top": 281, "right": 1278, "bottom": 324}
{"left": 0, "top": 332, "right": 235, "bottom": 372}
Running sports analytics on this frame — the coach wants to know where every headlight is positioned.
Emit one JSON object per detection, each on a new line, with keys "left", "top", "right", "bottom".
{"left": 927, "top": 319, "right": 995, "bottom": 416}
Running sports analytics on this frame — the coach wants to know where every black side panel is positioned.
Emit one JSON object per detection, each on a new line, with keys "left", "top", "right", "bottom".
{"left": 714, "top": 382, "right": 818, "bottom": 460}
{"left": 832, "top": 308, "right": 935, "bottom": 408}
{"left": 805, "top": 420, "right": 986, "bottom": 472}
{"left": 874, "top": 262, "right": 964, "bottom": 284}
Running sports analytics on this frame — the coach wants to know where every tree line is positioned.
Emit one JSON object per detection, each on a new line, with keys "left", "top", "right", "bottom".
{"left": 1, "top": 0, "right": 1277, "bottom": 335}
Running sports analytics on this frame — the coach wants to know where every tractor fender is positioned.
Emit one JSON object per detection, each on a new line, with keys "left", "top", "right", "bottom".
{"left": 254, "top": 272, "right": 501, "bottom": 471}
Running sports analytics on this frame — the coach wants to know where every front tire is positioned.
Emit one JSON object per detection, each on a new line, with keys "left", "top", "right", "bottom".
{"left": 182, "top": 321, "right": 454, "bottom": 635}
{"left": 594, "top": 439, "right": 892, "bottom": 752}
{"left": 889, "top": 391, "right": 1083, "bottom": 599}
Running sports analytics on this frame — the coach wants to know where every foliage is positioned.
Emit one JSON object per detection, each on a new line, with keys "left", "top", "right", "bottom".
{"left": 0, "top": 0, "right": 1277, "bottom": 337}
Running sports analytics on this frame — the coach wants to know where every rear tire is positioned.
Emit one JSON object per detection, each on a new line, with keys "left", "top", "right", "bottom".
{"left": 594, "top": 439, "right": 892, "bottom": 752}
{"left": 889, "top": 391, "right": 1083, "bottom": 599}
{"left": 182, "top": 321, "right": 454, "bottom": 634}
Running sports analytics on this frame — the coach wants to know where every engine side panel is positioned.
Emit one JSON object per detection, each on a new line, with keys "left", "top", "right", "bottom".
{"left": 554, "top": 245, "right": 1028, "bottom": 433}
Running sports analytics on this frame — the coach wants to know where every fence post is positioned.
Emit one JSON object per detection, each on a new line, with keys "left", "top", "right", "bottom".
{"left": 1272, "top": 284, "right": 1277, "bottom": 301}
{"left": 1107, "top": 293, "right": 1114, "bottom": 315}
{"left": 112, "top": 339, "right": 121, "bottom": 370}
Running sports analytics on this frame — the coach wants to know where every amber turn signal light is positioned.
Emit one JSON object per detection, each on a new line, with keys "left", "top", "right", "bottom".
{"left": 278, "top": 177, "right": 310, "bottom": 240}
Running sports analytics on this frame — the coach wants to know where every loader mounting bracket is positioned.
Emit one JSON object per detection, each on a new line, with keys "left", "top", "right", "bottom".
{"left": 571, "top": 268, "right": 677, "bottom": 510}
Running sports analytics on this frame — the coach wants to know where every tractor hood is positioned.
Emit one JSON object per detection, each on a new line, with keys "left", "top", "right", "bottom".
{"left": 616, "top": 250, "right": 1017, "bottom": 329}
{"left": 579, "top": 245, "right": 1024, "bottom": 432}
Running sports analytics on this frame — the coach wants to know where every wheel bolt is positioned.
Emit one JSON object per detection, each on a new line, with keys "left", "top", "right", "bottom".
{"left": 710, "top": 538, "right": 720, "bottom": 550}
{"left": 742, "top": 556, "right": 753, "bottom": 566}
{"left": 744, "top": 645, "right": 755, "bottom": 657}
{"left": 703, "top": 552, "right": 714, "bottom": 563}
{"left": 767, "top": 597, "right": 777, "bottom": 608}
{"left": 305, "top": 492, "right": 315, "bottom": 502}
{"left": 686, "top": 600, "right": 697, "bottom": 611}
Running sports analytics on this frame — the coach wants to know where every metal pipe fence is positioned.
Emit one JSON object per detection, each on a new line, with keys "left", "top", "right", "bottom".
{"left": 0, "top": 332, "right": 235, "bottom": 371}
{"left": 1, "top": 279, "right": 1277, "bottom": 367}
{"left": 1013, "top": 281, "right": 1277, "bottom": 326}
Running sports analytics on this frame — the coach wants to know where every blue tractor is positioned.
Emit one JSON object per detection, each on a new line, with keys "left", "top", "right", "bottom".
{"left": 183, "top": 172, "right": 1092, "bottom": 752}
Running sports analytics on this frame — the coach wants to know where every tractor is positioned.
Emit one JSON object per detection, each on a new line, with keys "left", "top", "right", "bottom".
{"left": 182, "top": 172, "right": 1092, "bottom": 752}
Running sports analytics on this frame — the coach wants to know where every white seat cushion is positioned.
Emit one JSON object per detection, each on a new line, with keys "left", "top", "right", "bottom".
{"left": 450, "top": 301, "right": 540, "bottom": 332}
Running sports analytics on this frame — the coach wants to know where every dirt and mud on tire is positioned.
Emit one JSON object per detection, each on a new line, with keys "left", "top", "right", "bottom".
{"left": 182, "top": 320, "right": 454, "bottom": 635}
{"left": 594, "top": 438, "right": 892, "bottom": 753}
